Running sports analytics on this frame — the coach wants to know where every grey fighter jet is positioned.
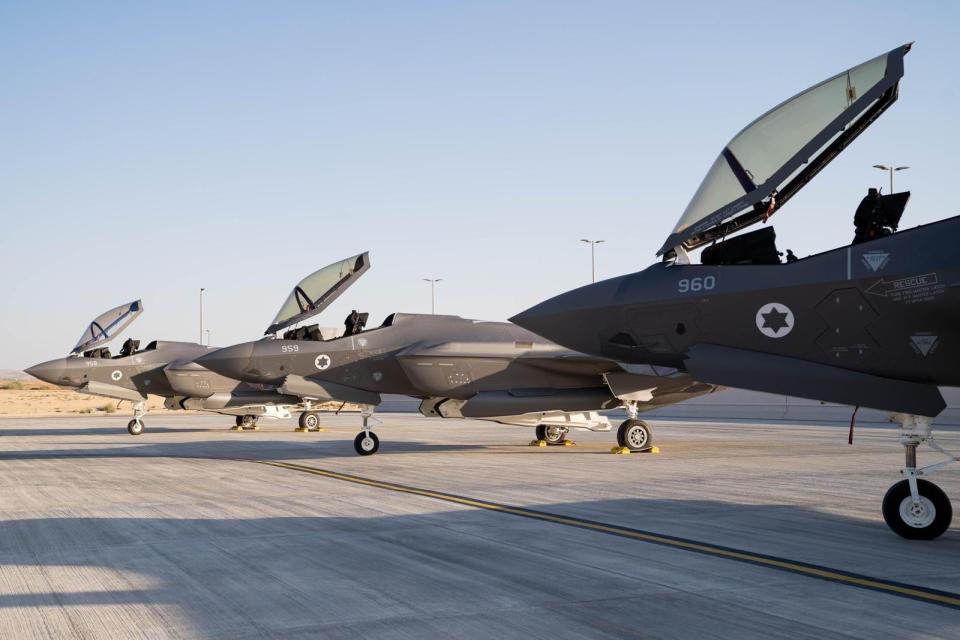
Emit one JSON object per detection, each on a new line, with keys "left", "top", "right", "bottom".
{"left": 197, "top": 252, "right": 715, "bottom": 455}
{"left": 513, "top": 44, "right": 960, "bottom": 539}
{"left": 26, "top": 300, "right": 306, "bottom": 434}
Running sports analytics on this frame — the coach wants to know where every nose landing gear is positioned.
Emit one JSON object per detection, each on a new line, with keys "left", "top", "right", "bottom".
{"left": 127, "top": 401, "right": 147, "bottom": 435}
{"left": 882, "top": 414, "right": 956, "bottom": 539}
{"left": 353, "top": 407, "right": 381, "bottom": 456}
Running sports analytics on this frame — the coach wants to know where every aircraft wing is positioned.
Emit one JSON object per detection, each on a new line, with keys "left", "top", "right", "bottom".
{"left": 683, "top": 344, "right": 945, "bottom": 417}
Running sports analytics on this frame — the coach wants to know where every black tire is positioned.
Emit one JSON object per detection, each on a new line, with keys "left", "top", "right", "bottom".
{"left": 240, "top": 415, "right": 257, "bottom": 428}
{"left": 882, "top": 479, "right": 952, "bottom": 540}
{"left": 235, "top": 416, "right": 244, "bottom": 427}
{"left": 354, "top": 431, "right": 380, "bottom": 456}
{"left": 617, "top": 419, "right": 652, "bottom": 451}
{"left": 535, "top": 424, "right": 568, "bottom": 445}
{"left": 300, "top": 412, "right": 320, "bottom": 430}
{"left": 127, "top": 419, "right": 144, "bottom": 436}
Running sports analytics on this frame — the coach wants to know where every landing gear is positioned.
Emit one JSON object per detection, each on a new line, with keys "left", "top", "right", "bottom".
{"left": 882, "top": 479, "right": 952, "bottom": 540}
{"left": 881, "top": 414, "right": 956, "bottom": 539}
{"left": 127, "top": 401, "right": 146, "bottom": 435}
{"left": 353, "top": 407, "right": 381, "bottom": 456}
{"left": 354, "top": 431, "right": 380, "bottom": 455}
{"left": 234, "top": 414, "right": 258, "bottom": 430}
{"left": 617, "top": 419, "right": 652, "bottom": 451}
{"left": 535, "top": 424, "right": 569, "bottom": 445}
{"left": 298, "top": 411, "right": 323, "bottom": 432}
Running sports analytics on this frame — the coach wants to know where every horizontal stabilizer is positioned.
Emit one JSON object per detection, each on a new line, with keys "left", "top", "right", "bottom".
{"left": 684, "top": 344, "right": 945, "bottom": 417}
{"left": 279, "top": 375, "right": 381, "bottom": 407}
{"left": 78, "top": 381, "right": 147, "bottom": 403}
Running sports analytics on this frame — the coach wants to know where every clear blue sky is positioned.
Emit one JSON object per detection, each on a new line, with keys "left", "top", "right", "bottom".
{"left": 2, "top": 1, "right": 958, "bottom": 369}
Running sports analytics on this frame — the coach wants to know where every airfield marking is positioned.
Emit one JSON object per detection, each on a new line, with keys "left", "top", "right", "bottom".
{"left": 247, "top": 458, "right": 960, "bottom": 611}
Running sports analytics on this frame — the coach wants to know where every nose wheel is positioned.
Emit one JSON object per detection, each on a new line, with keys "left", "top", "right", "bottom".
{"left": 883, "top": 414, "right": 956, "bottom": 539}
{"left": 882, "top": 479, "right": 952, "bottom": 539}
{"left": 127, "top": 419, "right": 144, "bottom": 436}
{"left": 127, "top": 401, "right": 146, "bottom": 435}
{"left": 354, "top": 431, "right": 380, "bottom": 455}
{"left": 353, "top": 407, "right": 381, "bottom": 456}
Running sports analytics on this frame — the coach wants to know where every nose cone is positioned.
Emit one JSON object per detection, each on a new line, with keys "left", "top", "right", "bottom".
{"left": 511, "top": 278, "right": 623, "bottom": 356}
{"left": 25, "top": 359, "right": 69, "bottom": 386}
{"left": 195, "top": 342, "right": 258, "bottom": 381}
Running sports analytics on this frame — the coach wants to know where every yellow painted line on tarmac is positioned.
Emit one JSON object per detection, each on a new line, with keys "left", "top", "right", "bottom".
{"left": 247, "top": 458, "right": 960, "bottom": 610}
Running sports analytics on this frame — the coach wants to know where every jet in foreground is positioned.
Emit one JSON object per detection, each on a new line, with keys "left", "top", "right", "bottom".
{"left": 513, "top": 44, "right": 960, "bottom": 539}
{"left": 198, "top": 252, "right": 715, "bottom": 455}
{"left": 26, "top": 301, "right": 309, "bottom": 434}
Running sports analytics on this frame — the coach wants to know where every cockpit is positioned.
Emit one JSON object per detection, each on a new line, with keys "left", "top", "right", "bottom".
{"left": 72, "top": 299, "right": 147, "bottom": 359}
{"left": 658, "top": 44, "right": 911, "bottom": 265}
{"left": 80, "top": 338, "right": 158, "bottom": 359}
{"left": 280, "top": 312, "right": 397, "bottom": 342}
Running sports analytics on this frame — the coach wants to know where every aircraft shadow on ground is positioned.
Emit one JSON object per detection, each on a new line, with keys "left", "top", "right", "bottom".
{"left": 0, "top": 497, "right": 956, "bottom": 639}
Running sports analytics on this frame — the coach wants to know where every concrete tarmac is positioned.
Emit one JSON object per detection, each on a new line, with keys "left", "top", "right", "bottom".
{"left": 0, "top": 414, "right": 958, "bottom": 639}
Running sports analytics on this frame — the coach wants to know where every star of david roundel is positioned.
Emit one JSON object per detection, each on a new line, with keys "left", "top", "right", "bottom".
{"left": 314, "top": 354, "right": 332, "bottom": 370}
{"left": 755, "top": 303, "right": 794, "bottom": 338}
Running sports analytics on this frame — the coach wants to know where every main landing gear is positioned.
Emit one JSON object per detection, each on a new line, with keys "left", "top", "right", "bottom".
{"left": 535, "top": 424, "right": 570, "bottom": 445}
{"left": 882, "top": 414, "right": 956, "bottom": 540}
{"left": 127, "top": 401, "right": 147, "bottom": 436}
{"left": 297, "top": 410, "right": 324, "bottom": 432}
{"left": 234, "top": 415, "right": 259, "bottom": 430}
{"left": 616, "top": 402, "right": 653, "bottom": 452}
{"left": 353, "top": 407, "right": 381, "bottom": 456}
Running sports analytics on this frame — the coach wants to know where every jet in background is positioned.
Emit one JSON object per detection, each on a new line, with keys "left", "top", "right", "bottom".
{"left": 513, "top": 44, "right": 960, "bottom": 539}
{"left": 26, "top": 300, "right": 314, "bottom": 434}
{"left": 198, "top": 252, "right": 716, "bottom": 455}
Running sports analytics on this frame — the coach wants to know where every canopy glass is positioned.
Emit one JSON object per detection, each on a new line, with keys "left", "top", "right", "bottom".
{"left": 660, "top": 44, "right": 909, "bottom": 255}
{"left": 266, "top": 252, "right": 370, "bottom": 335}
{"left": 72, "top": 300, "right": 144, "bottom": 354}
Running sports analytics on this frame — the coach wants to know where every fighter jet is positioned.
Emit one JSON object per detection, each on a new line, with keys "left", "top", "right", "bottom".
{"left": 197, "top": 252, "right": 715, "bottom": 455}
{"left": 26, "top": 300, "right": 308, "bottom": 434}
{"left": 512, "top": 44, "right": 960, "bottom": 539}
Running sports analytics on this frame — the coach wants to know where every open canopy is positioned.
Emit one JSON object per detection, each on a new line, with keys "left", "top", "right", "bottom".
{"left": 266, "top": 252, "right": 370, "bottom": 335}
{"left": 72, "top": 300, "right": 144, "bottom": 354}
{"left": 659, "top": 43, "right": 911, "bottom": 256}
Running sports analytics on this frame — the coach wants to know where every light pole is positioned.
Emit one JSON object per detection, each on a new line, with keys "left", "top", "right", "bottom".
{"left": 872, "top": 164, "right": 910, "bottom": 194}
{"left": 580, "top": 239, "right": 605, "bottom": 283}
{"left": 199, "top": 288, "right": 205, "bottom": 344}
{"left": 423, "top": 278, "right": 442, "bottom": 314}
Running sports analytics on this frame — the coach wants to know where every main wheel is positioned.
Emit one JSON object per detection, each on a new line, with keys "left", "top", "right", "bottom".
{"left": 299, "top": 411, "right": 321, "bottom": 431}
{"left": 354, "top": 431, "right": 380, "bottom": 456}
{"left": 240, "top": 415, "right": 257, "bottom": 429}
{"left": 882, "top": 479, "right": 952, "bottom": 540}
{"left": 127, "top": 419, "right": 144, "bottom": 436}
{"left": 235, "top": 416, "right": 244, "bottom": 427}
{"left": 617, "top": 419, "right": 651, "bottom": 451}
{"left": 535, "top": 424, "right": 568, "bottom": 445}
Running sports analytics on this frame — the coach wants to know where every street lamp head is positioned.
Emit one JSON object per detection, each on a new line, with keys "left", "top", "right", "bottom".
{"left": 895, "top": 166, "right": 910, "bottom": 171}
{"left": 872, "top": 164, "right": 889, "bottom": 170}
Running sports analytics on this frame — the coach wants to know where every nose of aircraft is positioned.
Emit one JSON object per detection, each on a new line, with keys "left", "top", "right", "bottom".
{"left": 510, "top": 278, "right": 622, "bottom": 356}
{"left": 195, "top": 342, "right": 258, "bottom": 380}
{"left": 24, "top": 359, "right": 68, "bottom": 386}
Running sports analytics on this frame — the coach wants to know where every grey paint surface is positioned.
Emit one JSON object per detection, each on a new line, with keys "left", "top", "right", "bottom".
{"left": 0, "top": 414, "right": 957, "bottom": 638}
{"left": 198, "top": 313, "right": 713, "bottom": 421}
